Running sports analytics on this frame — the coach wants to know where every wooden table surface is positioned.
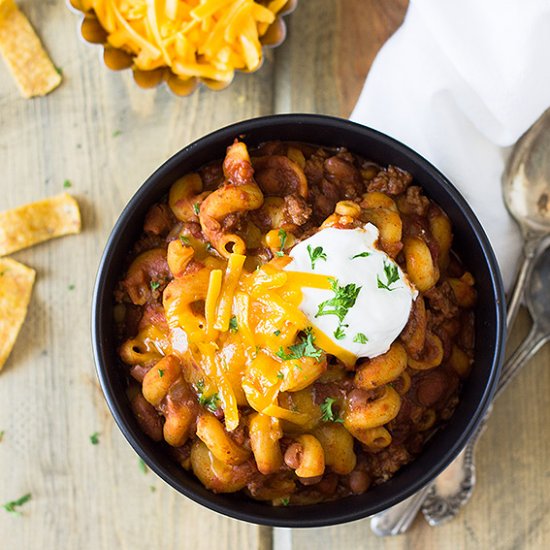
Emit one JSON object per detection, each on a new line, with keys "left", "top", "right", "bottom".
{"left": 1, "top": 1, "right": 549, "bottom": 549}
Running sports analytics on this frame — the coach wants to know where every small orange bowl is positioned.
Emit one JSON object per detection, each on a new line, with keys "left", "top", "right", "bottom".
{"left": 67, "top": 0, "right": 297, "bottom": 95}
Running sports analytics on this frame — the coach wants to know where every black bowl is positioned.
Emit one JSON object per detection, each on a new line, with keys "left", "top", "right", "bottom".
{"left": 92, "top": 114, "right": 506, "bottom": 527}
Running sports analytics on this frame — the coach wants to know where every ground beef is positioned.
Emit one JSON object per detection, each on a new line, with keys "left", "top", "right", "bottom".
{"left": 284, "top": 193, "right": 312, "bottom": 226}
{"left": 367, "top": 165, "right": 413, "bottom": 195}
{"left": 367, "top": 445, "right": 412, "bottom": 483}
{"left": 425, "top": 281, "right": 459, "bottom": 319}
{"left": 399, "top": 185, "right": 430, "bottom": 216}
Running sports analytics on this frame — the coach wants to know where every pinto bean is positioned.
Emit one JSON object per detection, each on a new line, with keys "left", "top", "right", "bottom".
{"left": 143, "top": 204, "right": 176, "bottom": 236}
{"left": 416, "top": 370, "right": 449, "bottom": 407}
{"left": 284, "top": 442, "right": 302, "bottom": 470}
{"left": 348, "top": 470, "right": 370, "bottom": 495}
{"left": 131, "top": 393, "right": 163, "bottom": 442}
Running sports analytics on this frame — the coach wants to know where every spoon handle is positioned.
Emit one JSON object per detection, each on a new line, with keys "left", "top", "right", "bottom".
{"left": 421, "top": 325, "right": 549, "bottom": 526}
{"left": 506, "top": 240, "right": 538, "bottom": 328}
{"left": 369, "top": 325, "right": 548, "bottom": 536}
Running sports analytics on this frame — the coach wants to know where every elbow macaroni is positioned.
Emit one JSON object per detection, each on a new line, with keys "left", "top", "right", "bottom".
{"left": 116, "top": 138, "right": 476, "bottom": 505}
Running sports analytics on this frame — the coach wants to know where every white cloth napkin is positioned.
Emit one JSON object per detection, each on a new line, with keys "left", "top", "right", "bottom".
{"left": 351, "top": 0, "right": 550, "bottom": 290}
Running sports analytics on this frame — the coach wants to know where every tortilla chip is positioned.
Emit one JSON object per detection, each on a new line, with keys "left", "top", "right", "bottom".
{"left": 0, "top": 193, "right": 81, "bottom": 256}
{"left": 0, "top": 0, "right": 62, "bottom": 98}
{"left": 0, "top": 258, "right": 35, "bottom": 371}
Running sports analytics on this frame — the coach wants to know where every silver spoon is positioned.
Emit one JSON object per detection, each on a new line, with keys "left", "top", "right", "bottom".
{"left": 422, "top": 236, "right": 550, "bottom": 526}
{"left": 371, "top": 108, "right": 550, "bottom": 536}
{"left": 502, "top": 107, "right": 550, "bottom": 327}
{"left": 371, "top": 237, "right": 550, "bottom": 535}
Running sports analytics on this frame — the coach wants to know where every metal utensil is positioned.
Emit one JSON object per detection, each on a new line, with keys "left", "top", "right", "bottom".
{"left": 422, "top": 237, "right": 550, "bottom": 525}
{"left": 371, "top": 239, "right": 550, "bottom": 536}
{"left": 371, "top": 108, "right": 550, "bottom": 536}
{"left": 503, "top": 107, "right": 550, "bottom": 327}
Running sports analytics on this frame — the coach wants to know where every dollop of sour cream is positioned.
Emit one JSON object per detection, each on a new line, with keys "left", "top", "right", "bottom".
{"left": 285, "top": 223, "right": 417, "bottom": 359}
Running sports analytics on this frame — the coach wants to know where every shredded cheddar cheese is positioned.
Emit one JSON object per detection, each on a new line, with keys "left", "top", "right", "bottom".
{"left": 80, "top": 0, "right": 287, "bottom": 84}
{"left": 158, "top": 252, "right": 352, "bottom": 431}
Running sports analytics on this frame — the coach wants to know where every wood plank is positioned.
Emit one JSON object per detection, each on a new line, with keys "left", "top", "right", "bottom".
{"left": 274, "top": 0, "right": 408, "bottom": 117}
{"left": 0, "top": 1, "right": 276, "bottom": 548}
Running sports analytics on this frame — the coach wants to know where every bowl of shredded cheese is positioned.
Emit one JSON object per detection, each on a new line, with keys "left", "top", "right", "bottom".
{"left": 68, "top": 0, "right": 296, "bottom": 95}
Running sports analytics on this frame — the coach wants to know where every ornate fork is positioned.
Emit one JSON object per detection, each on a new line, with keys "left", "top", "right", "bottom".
{"left": 371, "top": 238, "right": 550, "bottom": 535}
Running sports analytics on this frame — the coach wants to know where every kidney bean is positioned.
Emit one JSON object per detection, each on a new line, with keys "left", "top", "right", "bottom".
{"left": 131, "top": 393, "right": 163, "bottom": 442}
{"left": 284, "top": 442, "right": 303, "bottom": 470}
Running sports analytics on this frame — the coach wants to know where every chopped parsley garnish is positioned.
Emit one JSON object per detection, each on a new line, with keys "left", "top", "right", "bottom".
{"left": 316, "top": 279, "right": 362, "bottom": 324}
{"left": 277, "top": 371, "right": 284, "bottom": 380}
{"left": 0, "top": 430, "right": 4, "bottom": 442}
{"left": 63, "top": 179, "right": 72, "bottom": 189}
{"left": 157, "top": 369, "right": 164, "bottom": 378}
{"left": 229, "top": 316, "right": 239, "bottom": 333}
{"left": 2, "top": 494, "right": 31, "bottom": 516}
{"left": 179, "top": 235, "right": 190, "bottom": 245}
{"left": 334, "top": 326, "right": 347, "bottom": 340}
{"left": 205, "top": 243, "right": 213, "bottom": 251}
{"left": 307, "top": 245, "right": 327, "bottom": 270}
{"left": 273, "top": 329, "right": 281, "bottom": 337}
{"left": 199, "top": 392, "right": 219, "bottom": 412}
{"left": 150, "top": 280, "right": 160, "bottom": 291}
{"left": 353, "top": 333, "right": 368, "bottom": 344}
{"left": 276, "top": 328, "right": 323, "bottom": 362}
{"left": 281, "top": 497, "right": 290, "bottom": 506}
{"left": 90, "top": 432, "right": 100, "bottom": 445}
{"left": 112, "top": 130, "right": 122, "bottom": 137}
{"left": 150, "top": 486, "right": 156, "bottom": 493}
{"left": 68, "top": 284, "right": 75, "bottom": 291}
{"left": 320, "top": 397, "right": 344, "bottom": 423}
{"left": 275, "top": 229, "right": 287, "bottom": 257}
{"left": 193, "top": 202, "right": 200, "bottom": 215}
{"left": 55, "top": 66, "right": 63, "bottom": 75}
{"left": 315, "top": 278, "right": 362, "bottom": 340}
{"left": 138, "top": 458, "right": 148, "bottom": 474}
{"left": 351, "top": 251, "right": 371, "bottom": 259}
{"left": 377, "top": 261, "right": 400, "bottom": 291}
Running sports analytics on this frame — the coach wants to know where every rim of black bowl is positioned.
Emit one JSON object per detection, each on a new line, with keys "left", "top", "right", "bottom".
{"left": 92, "top": 114, "right": 506, "bottom": 528}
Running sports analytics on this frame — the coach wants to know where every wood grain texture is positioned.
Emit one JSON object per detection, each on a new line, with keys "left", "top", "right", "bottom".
{"left": 1, "top": 1, "right": 548, "bottom": 550}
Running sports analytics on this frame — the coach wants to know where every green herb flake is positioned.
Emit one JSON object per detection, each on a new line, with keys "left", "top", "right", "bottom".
{"left": 273, "top": 329, "right": 281, "bottom": 337}
{"left": 179, "top": 235, "right": 190, "bottom": 245}
{"left": 199, "top": 392, "right": 219, "bottom": 412}
{"left": 351, "top": 251, "right": 371, "bottom": 259}
{"left": 2, "top": 493, "right": 32, "bottom": 516}
{"left": 277, "top": 371, "right": 284, "bottom": 380}
{"left": 55, "top": 66, "right": 63, "bottom": 76}
{"left": 68, "top": 284, "right": 75, "bottom": 291}
{"left": 353, "top": 333, "right": 368, "bottom": 344}
{"left": 377, "top": 261, "right": 400, "bottom": 291}
{"left": 193, "top": 202, "right": 200, "bottom": 216}
{"left": 320, "top": 397, "right": 344, "bottom": 423}
{"left": 276, "top": 328, "right": 323, "bottom": 362}
{"left": 275, "top": 229, "right": 287, "bottom": 256}
{"left": 63, "top": 179, "right": 72, "bottom": 189}
{"left": 281, "top": 497, "right": 290, "bottom": 506}
{"left": 158, "top": 369, "right": 164, "bottom": 378}
{"left": 138, "top": 458, "right": 148, "bottom": 474}
{"left": 150, "top": 485, "right": 156, "bottom": 493}
{"left": 90, "top": 432, "right": 100, "bottom": 445}
{"left": 307, "top": 245, "right": 327, "bottom": 270}
{"left": 112, "top": 130, "right": 122, "bottom": 137}
{"left": 205, "top": 243, "right": 213, "bottom": 252}
{"left": 150, "top": 280, "right": 161, "bottom": 291}
{"left": 333, "top": 326, "right": 346, "bottom": 340}
{"left": 0, "top": 430, "right": 4, "bottom": 442}
{"left": 229, "top": 316, "right": 239, "bottom": 333}
{"left": 316, "top": 278, "right": 362, "bottom": 338}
